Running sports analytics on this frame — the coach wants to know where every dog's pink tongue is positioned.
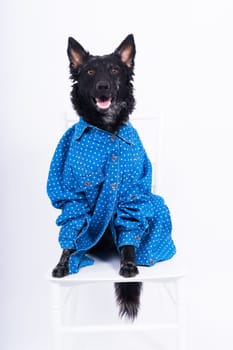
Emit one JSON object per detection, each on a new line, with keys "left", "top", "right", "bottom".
{"left": 96, "top": 98, "right": 111, "bottom": 109}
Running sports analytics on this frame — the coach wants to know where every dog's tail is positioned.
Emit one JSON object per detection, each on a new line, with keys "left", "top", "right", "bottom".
{"left": 114, "top": 282, "right": 142, "bottom": 321}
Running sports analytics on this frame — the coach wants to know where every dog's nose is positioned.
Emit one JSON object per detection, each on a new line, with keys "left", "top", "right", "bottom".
{"left": 96, "top": 80, "right": 110, "bottom": 92}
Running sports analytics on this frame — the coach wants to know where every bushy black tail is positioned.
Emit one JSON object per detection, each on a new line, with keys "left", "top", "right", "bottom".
{"left": 114, "top": 282, "right": 142, "bottom": 321}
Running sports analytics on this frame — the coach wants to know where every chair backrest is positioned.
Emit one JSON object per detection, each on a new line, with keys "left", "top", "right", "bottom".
{"left": 131, "top": 114, "right": 164, "bottom": 193}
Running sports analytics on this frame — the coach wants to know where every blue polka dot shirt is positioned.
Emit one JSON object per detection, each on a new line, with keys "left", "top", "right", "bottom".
{"left": 47, "top": 117, "right": 176, "bottom": 273}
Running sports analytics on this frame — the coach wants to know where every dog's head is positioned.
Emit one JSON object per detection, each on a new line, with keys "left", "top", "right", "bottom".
{"left": 67, "top": 34, "right": 136, "bottom": 132}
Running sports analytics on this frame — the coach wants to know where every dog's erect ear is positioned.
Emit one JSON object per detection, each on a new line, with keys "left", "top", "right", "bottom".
{"left": 114, "top": 34, "right": 136, "bottom": 68}
{"left": 67, "top": 37, "right": 89, "bottom": 69}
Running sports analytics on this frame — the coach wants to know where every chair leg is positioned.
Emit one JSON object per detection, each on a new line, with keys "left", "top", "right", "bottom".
{"left": 176, "top": 277, "right": 187, "bottom": 350}
{"left": 50, "top": 283, "right": 63, "bottom": 350}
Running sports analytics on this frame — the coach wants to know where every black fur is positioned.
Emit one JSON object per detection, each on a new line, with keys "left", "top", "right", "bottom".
{"left": 115, "top": 282, "right": 142, "bottom": 320}
{"left": 67, "top": 34, "right": 135, "bottom": 133}
{"left": 52, "top": 34, "right": 142, "bottom": 320}
{"left": 52, "top": 249, "right": 75, "bottom": 278}
{"left": 119, "top": 245, "right": 139, "bottom": 277}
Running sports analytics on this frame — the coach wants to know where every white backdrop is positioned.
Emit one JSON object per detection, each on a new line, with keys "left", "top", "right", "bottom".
{"left": 1, "top": 1, "right": 233, "bottom": 349}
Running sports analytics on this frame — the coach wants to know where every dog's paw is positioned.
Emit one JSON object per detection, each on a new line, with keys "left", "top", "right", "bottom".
{"left": 52, "top": 264, "right": 69, "bottom": 278}
{"left": 119, "top": 261, "right": 139, "bottom": 278}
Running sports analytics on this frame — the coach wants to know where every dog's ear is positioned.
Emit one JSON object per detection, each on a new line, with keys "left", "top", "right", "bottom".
{"left": 67, "top": 37, "right": 89, "bottom": 69}
{"left": 114, "top": 34, "right": 136, "bottom": 68}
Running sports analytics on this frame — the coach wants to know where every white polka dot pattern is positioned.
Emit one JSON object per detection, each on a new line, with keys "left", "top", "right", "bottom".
{"left": 47, "top": 118, "right": 176, "bottom": 273}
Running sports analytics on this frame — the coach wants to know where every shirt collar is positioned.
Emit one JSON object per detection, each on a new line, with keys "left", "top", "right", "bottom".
{"left": 74, "top": 117, "right": 90, "bottom": 140}
{"left": 74, "top": 117, "right": 132, "bottom": 145}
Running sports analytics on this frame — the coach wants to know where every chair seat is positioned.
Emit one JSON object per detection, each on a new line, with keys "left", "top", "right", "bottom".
{"left": 48, "top": 254, "right": 186, "bottom": 285}
{"left": 48, "top": 256, "right": 187, "bottom": 350}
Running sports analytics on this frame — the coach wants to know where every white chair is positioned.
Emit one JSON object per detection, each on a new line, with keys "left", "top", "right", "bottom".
{"left": 48, "top": 254, "right": 186, "bottom": 350}
{"left": 48, "top": 115, "right": 187, "bottom": 350}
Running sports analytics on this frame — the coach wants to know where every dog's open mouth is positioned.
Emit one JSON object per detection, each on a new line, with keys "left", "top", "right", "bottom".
{"left": 94, "top": 97, "right": 112, "bottom": 110}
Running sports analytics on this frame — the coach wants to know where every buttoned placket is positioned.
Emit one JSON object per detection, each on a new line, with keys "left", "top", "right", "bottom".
{"left": 74, "top": 133, "right": 121, "bottom": 254}
{"left": 106, "top": 135, "right": 120, "bottom": 192}
{"left": 107, "top": 134, "right": 121, "bottom": 248}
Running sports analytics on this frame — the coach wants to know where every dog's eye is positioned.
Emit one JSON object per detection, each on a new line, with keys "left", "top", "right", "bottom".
{"left": 111, "top": 68, "right": 119, "bottom": 75}
{"left": 87, "top": 69, "right": 95, "bottom": 76}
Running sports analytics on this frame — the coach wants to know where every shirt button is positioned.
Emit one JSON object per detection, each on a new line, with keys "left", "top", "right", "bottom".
{"left": 130, "top": 194, "right": 137, "bottom": 200}
{"left": 111, "top": 183, "right": 117, "bottom": 190}
{"left": 85, "top": 181, "right": 91, "bottom": 187}
{"left": 110, "top": 135, "right": 116, "bottom": 141}
{"left": 111, "top": 155, "right": 117, "bottom": 161}
{"left": 135, "top": 235, "right": 140, "bottom": 241}
{"left": 150, "top": 258, "right": 155, "bottom": 265}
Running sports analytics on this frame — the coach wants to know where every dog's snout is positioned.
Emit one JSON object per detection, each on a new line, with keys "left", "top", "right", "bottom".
{"left": 96, "top": 80, "right": 110, "bottom": 93}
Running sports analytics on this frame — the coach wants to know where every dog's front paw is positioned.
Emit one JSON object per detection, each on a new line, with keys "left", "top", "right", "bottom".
{"left": 119, "top": 261, "right": 139, "bottom": 278}
{"left": 52, "top": 263, "right": 69, "bottom": 278}
{"left": 52, "top": 249, "right": 74, "bottom": 278}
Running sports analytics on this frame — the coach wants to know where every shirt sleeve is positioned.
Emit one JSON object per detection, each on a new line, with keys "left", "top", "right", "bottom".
{"left": 47, "top": 127, "right": 91, "bottom": 249}
{"left": 115, "top": 150, "right": 155, "bottom": 249}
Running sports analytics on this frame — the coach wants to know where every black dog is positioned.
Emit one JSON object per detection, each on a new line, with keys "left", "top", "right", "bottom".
{"left": 51, "top": 34, "right": 142, "bottom": 319}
